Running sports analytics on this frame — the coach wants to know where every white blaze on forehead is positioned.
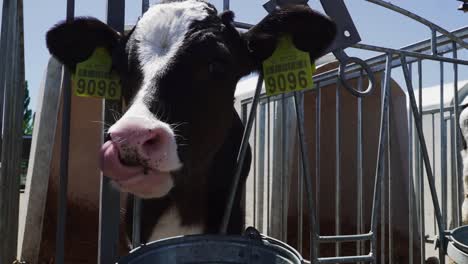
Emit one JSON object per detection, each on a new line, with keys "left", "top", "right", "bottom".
{"left": 135, "top": 0, "right": 211, "bottom": 82}
{"left": 112, "top": 1, "right": 210, "bottom": 129}
{"left": 121, "top": 0, "right": 212, "bottom": 124}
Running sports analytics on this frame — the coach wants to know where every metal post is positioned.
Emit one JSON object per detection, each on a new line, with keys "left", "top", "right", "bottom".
{"left": 408, "top": 63, "right": 415, "bottom": 264}
{"left": 370, "top": 53, "right": 392, "bottom": 263}
{"left": 452, "top": 41, "right": 463, "bottom": 227}
{"left": 142, "top": 0, "right": 149, "bottom": 13}
{"left": 257, "top": 102, "right": 266, "bottom": 232}
{"left": 439, "top": 61, "right": 448, "bottom": 236}
{"left": 356, "top": 73, "right": 364, "bottom": 262}
{"left": 401, "top": 55, "right": 446, "bottom": 264}
{"left": 294, "top": 91, "right": 319, "bottom": 263}
{"left": 335, "top": 81, "right": 341, "bottom": 257}
{"left": 0, "top": 0, "right": 23, "bottom": 262}
{"left": 0, "top": 0, "right": 12, "bottom": 136}
{"left": 55, "top": 1, "right": 74, "bottom": 262}
{"left": 98, "top": 0, "right": 125, "bottom": 263}
{"left": 220, "top": 72, "right": 264, "bottom": 234}
{"left": 417, "top": 59, "right": 426, "bottom": 264}
{"left": 316, "top": 83, "right": 322, "bottom": 244}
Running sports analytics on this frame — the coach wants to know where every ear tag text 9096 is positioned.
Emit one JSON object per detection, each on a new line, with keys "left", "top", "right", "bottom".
{"left": 72, "top": 47, "right": 121, "bottom": 100}
{"left": 262, "top": 35, "right": 315, "bottom": 96}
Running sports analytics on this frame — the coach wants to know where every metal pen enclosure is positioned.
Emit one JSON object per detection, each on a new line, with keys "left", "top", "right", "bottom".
{"left": 1, "top": 0, "right": 467, "bottom": 263}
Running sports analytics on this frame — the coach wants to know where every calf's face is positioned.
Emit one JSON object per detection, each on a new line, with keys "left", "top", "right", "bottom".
{"left": 46, "top": 0, "right": 336, "bottom": 199}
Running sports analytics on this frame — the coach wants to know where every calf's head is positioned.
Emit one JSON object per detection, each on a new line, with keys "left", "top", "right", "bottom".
{"left": 46, "top": 0, "right": 336, "bottom": 198}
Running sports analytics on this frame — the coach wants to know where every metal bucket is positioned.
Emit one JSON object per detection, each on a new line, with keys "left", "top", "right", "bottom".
{"left": 446, "top": 225, "right": 468, "bottom": 263}
{"left": 117, "top": 229, "right": 303, "bottom": 264}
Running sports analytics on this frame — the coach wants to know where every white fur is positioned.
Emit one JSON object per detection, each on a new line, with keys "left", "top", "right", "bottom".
{"left": 133, "top": 0, "right": 211, "bottom": 104}
{"left": 460, "top": 108, "right": 468, "bottom": 225}
{"left": 149, "top": 205, "right": 204, "bottom": 241}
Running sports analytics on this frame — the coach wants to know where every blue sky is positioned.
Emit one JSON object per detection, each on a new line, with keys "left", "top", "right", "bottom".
{"left": 1, "top": 0, "right": 467, "bottom": 112}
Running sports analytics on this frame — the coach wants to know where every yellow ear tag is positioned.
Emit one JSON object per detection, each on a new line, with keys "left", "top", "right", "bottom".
{"left": 262, "top": 35, "right": 315, "bottom": 96}
{"left": 72, "top": 47, "right": 121, "bottom": 100}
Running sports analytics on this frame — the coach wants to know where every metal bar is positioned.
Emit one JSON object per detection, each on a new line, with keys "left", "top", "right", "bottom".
{"left": 319, "top": 233, "right": 373, "bottom": 243}
{"left": 439, "top": 60, "right": 448, "bottom": 240}
{"left": 432, "top": 29, "right": 438, "bottom": 55}
{"left": 450, "top": 114, "right": 458, "bottom": 229}
{"left": 131, "top": 0, "right": 144, "bottom": 237}
{"left": 401, "top": 55, "right": 447, "bottom": 262}
{"left": 257, "top": 102, "right": 266, "bottom": 232}
{"left": 356, "top": 72, "right": 364, "bottom": 261}
{"left": 294, "top": 91, "right": 319, "bottom": 263}
{"left": 9, "top": 2, "right": 24, "bottom": 260}
{"left": 0, "top": 0, "right": 22, "bottom": 262}
{"left": 55, "top": 0, "right": 74, "bottom": 262}
{"left": 387, "top": 79, "right": 393, "bottom": 264}
{"left": 422, "top": 105, "right": 468, "bottom": 115}
{"left": 417, "top": 59, "right": 426, "bottom": 264}
{"left": 365, "top": 0, "right": 468, "bottom": 49}
{"left": 98, "top": 0, "right": 125, "bottom": 263}
{"left": 223, "top": 0, "right": 229, "bottom": 11}
{"left": 317, "top": 255, "right": 374, "bottom": 264}
{"left": 407, "top": 62, "right": 414, "bottom": 264}
{"left": 370, "top": 53, "right": 393, "bottom": 263}
{"left": 253, "top": 102, "right": 257, "bottom": 229}
{"left": 353, "top": 43, "right": 468, "bottom": 66}
{"left": 298, "top": 136, "right": 304, "bottom": 254}
{"left": 281, "top": 94, "right": 286, "bottom": 240}
{"left": 267, "top": 97, "right": 271, "bottom": 235}
{"left": 0, "top": 0, "right": 12, "bottom": 136}
{"left": 334, "top": 81, "right": 341, "bottom": 257}
{"left": 432, "top": 113, "right": 437, "bottom": 235}
{"left": 316, "top": 83, "right": 321, "bottom": 246}
{"left": 221, "top": 72, "right": 264, "bottom": 234}
{"left": 380, "top": 73, "right": 386, "bottom": 264}
{"left": 141, "top": 0, "right": 149, "bottom": 13}
{"left": 452, "top": 41, "right": 462, "bottom": 227}
{"left": 131, "top": 196, "right": 141, "bottom": 248}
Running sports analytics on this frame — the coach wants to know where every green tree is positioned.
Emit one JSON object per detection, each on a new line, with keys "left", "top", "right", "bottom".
{"left": 23, "top": 81, "right": 33, "bottom": 135}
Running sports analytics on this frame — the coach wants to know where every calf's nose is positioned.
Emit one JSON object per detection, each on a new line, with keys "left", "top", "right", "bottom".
{"left": 108, "top": 119, "right": 174, "bottom": 166}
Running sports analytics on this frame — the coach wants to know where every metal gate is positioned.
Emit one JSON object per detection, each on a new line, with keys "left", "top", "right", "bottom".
{"left": 237, "top": 2, "right": 468, "bottom": 264}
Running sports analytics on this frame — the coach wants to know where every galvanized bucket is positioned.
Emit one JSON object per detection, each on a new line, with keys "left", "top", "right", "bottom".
{"left": 446, "top": 225, "right": 468, "bottom": 263}
{"left": 117, "top": 228, "right": 303, "bottom": 264}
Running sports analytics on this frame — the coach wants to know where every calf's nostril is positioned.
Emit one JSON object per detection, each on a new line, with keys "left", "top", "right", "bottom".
{"left": 105, "top": 132, "right": 112, "bottom": 142}
{"left": 144, "top": 134, "right": 161, "bottom": 147}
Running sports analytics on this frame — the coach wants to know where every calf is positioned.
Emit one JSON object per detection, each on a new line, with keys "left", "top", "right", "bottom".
{"left": 459, "top": 107, "right": 468, "bottom": 226}
{"left": 46, "top": 0, "right": 336, "bottom": 247}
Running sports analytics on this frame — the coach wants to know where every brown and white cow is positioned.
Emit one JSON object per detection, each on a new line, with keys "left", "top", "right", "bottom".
{"left": 46, "top": 0, "right": 336, "bottom": 250}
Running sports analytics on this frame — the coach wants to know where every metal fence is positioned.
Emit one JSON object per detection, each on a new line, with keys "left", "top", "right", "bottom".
{"left": 237, "top": 5, "right": 468, "bottom": 264}
{"left": 0, "top": 0, "right": 26, "bottom": 263}
{"left": 1, "top": 0, "right": 468, "bottom": 263}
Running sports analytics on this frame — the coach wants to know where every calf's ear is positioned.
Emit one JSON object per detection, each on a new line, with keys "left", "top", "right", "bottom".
{"left": 242, "top": 5, "right": 336, "bottom": 66}
{"left": 46, "top": 17, "right": 121, "bottom": 72}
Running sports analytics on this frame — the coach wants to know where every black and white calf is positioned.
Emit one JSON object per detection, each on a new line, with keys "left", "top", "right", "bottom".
{"left": 46, "top": 0, "right": 336, "bottom": 246}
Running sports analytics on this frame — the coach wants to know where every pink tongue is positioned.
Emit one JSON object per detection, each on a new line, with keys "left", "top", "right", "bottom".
{"left": 100, "top": 140, "right": 143, "bottom": 181}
